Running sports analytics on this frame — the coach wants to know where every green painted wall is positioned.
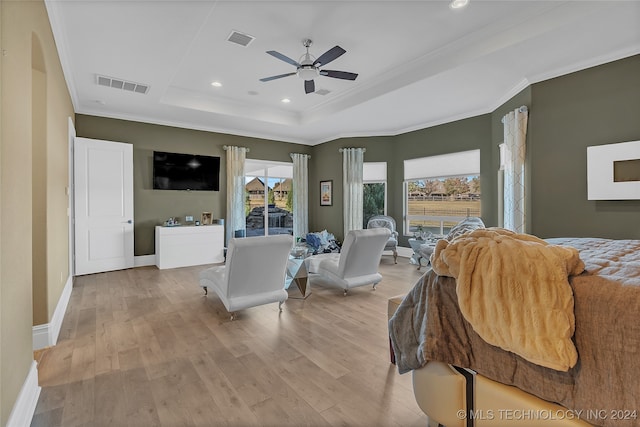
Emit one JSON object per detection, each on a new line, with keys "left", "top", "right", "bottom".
{"left": 77, "top": 55, "right": 640, "bottom": 257}
{"left": 394, "top": 115, "right": 494, "bottom": 246}
{"left": 309, "top": 116, "right": 494, "bottom": 245}
{"left": 309, "top": 136, "right": 395, "bottom": 242}
{"left": 75, "top": 115, "right": 311, "bottom": 255}
{"left": 529, "top": 55, "right": 640, "bottom": 239}
{"left": 491, "top": 87, "right": 532, "bottom": 230}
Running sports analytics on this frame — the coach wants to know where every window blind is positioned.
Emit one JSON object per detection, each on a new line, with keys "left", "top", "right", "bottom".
{"left": 403, "top": 149, "right": 480, "bottom": 180}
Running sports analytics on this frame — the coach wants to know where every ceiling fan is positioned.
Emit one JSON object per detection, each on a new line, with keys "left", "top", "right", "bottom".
{"left": 259, "top": 39, "right": 358, "bottom": 94}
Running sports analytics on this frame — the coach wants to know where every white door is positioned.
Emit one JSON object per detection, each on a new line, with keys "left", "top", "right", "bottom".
{"left": 74, "top": 137, "right": 134, "bottom": 275}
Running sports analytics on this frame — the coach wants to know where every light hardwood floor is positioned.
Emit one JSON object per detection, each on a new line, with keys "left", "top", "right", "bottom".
{"left": 31, "top": 255, "right": 430, "bottom": 427}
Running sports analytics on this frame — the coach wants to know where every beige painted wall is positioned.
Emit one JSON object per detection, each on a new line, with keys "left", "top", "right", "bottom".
{"left": 0, "top": 0, "right": 4, "bottom": 421}
{"left": 0, "top": 0, "right": 74, "bottom": 424}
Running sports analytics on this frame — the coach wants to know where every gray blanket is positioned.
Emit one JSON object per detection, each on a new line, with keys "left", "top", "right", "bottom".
{"left": 389, "top": 237, "right": 640, "bottom": 427}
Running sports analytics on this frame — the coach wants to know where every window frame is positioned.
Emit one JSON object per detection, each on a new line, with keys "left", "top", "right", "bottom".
{"left": 244, "top": 159, "right": 293, "bottom": 236}
{"left": 363, "top": 162, "right": 388, "bottom": 223}
{"left": 402, "top": 150, "right": 481, "bottom": 236}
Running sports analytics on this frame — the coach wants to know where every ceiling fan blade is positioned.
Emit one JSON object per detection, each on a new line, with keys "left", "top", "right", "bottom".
{"left": 320, "top": 70, "right": 358, "bottom": 81}
{"left": 313, "top": 46, "right": 346, "bottom": 67}
{"left": 259, "top": 72, "right": 297, "bottom": 82}
{"left": 304, "top": 79, "right": 315, "bottom": 94}
{"left": 266, "top": 50, "right": 300, "bottom": 67}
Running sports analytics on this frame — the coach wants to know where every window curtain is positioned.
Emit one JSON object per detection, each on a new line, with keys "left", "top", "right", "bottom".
{"left": 501, "top": 106, "right": 528, "bottom": 233}
{"left": 290, "top": 153, "right": 310, "bottom": 240}
{"left": 224, "top": 145, "right": 248, "bottom": 243}
{"left": 341, "top": 147, "right": 365, "bottom": 238}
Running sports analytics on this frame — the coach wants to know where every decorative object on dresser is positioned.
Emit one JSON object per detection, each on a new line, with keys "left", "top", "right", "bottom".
{"left": 199, "top": 234, "right": 293, "bottom": 320}
{"left": 201, "top": 212, "right": 212, "bottom": 225}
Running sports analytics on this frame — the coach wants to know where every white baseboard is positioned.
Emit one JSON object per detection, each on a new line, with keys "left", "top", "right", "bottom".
{"left": 397, "top": 246, "right": 413, "bottom": 258}
{"left": 135, "top": 254, "right": 156, "bottom": 267}
{"left": 33, "top": 275, "right": 73, "bottom": 351}
{"left": 32, "top": 324, "right": 50, "bottom": 351}
{"left": 6, "top": 361, "right": 41, "bottom": 427}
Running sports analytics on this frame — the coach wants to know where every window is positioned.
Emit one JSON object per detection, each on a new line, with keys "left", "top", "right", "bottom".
{"left": 404, "top": 150, "right": 480, "bottom": 236}
{"left": 244, "top": 159, "right": 293, "bottom": 237}
{"left": 363, "top": 162, "right": 387, "bottom": 228}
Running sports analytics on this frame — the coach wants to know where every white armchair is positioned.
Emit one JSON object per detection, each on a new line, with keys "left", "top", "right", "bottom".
{"left": 308, "top": 228, "right": 391, "bottom": 296}
{"left": 199, "top": 234, "right": 293, "bottom": 320}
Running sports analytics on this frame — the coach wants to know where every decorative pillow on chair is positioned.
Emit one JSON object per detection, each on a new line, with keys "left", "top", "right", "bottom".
{"left": 305, "top": 230, "right": 341, "bottom": 255}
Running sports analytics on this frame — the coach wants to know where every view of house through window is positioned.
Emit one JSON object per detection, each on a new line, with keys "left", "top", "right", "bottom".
{"left": 363, "top": 162, "right": 387, "bottom": 227}
{"left": 404, "top": 150, "right": 481, "bottom": 236}
{"left": 244, "top": 160, "right": 293, "bottom": 237}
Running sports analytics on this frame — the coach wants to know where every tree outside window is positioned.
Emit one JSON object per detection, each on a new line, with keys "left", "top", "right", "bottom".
{"left": 363, "top": 182, "right": 386, "bottom": 228}
{"left": 405, "top": 175, "right": 481, "bottom": 236}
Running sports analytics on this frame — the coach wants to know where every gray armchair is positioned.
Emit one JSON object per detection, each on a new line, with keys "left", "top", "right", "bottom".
{"left": 366, "top": 215, "right": 399, "bottom": 263}
{"left": 416, "top": 216, "right": 485, "bottom": 270}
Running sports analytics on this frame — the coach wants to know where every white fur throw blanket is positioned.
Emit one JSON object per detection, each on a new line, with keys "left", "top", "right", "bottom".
{"left": 431, "top": 228, "right": 585, "bottom": 371}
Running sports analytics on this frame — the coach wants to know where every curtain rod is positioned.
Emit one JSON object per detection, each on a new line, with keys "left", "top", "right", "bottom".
{"left": 290, "top": 153, "right": 311, "bottom": 159}
{"left": 338, "top": 148, "right": 366, "bottom": 153}
{"left": 223, "top": 145, "right": 250, "bottom": 152}
{"left": 501, "top": 105, "right": 528, "bottom": 123}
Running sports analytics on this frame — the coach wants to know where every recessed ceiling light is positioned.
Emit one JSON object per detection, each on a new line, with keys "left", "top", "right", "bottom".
{"left": 211, "top": 81, "right": 222, "bottom": 87}
{"left": 281, "top": 98, "right": 291, "bottom": 103}
{"left": 450, "top": 0, "right": 469, "bottom": 9}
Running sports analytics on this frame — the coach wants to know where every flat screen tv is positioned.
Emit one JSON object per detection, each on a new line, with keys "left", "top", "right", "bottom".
{"left": 153, "top": 151, "right": 220, "bottom": 191}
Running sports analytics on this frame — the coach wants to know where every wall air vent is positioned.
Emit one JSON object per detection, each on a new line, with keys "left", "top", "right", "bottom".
{"left": 96, "top": 75, "right": 149, "bottom": 94}
{"left": 227, "top": 30, "right": 255, "bottom": 47}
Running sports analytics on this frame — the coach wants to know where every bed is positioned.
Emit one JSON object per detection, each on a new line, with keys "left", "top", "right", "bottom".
{"left": 389, "top": 233, "right": 640, "bottom": 427}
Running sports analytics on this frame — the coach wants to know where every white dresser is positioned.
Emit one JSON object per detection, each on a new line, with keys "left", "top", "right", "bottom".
{"left": 155, "top": 224, "right": 224, "bottom": 269}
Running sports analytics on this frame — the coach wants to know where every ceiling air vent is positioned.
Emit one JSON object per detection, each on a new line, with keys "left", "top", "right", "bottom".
{"left": 96, "top": 75, "right": 149, "bottom": 94}
{"left": 227, "top": 30, "right": 255, "bottom": 47}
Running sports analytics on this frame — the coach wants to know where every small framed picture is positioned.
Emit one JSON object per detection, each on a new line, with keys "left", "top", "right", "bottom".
{"left": 320, "top": 180, "right": 333, "bottom": 206}
{"left": 201, "top": 212, "right": 212, "bottom": 225}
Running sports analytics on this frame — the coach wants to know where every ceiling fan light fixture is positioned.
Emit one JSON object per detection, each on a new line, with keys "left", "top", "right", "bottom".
{"left": 260, "top": 39, "right": 356, "bottom": 94}
{"left": 297, "top": 66, "right": 319, "bottom": 81}
{"left": 450, "top": 0, "right": 469, "bottom": 9}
